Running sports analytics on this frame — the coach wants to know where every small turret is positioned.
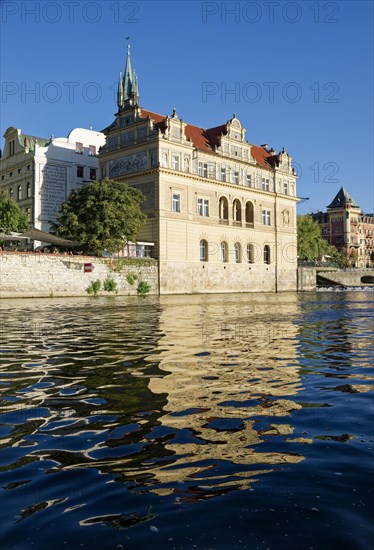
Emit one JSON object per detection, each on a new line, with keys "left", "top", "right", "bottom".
{"left": 117, "top": 71, "right": 124, "bottom": 110}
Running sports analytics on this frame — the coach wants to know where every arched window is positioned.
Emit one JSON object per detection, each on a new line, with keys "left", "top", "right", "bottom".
{"left": 245, "top": 201, "right": 254, "bottom": 227}
{"left": 18, "top": 185, "right": 22, "bottom": 200}
{"left": 234, "top": 242, "right": 241, "bottom": 263}
{"left": 264, "top": 245, "right": 271, "bottom": 264}
{"left": 233, "top": 199, "right": 242, "bottom": 225}
{"left": 200, "top": 239, "right": 208, "bottom": 262}
{"left": 246, "top": 243, "right": 254, "bottom": 263}
{"left": 27, "top": 182, "right": 31, "bottom": 198}
{"left": 219, "top": 196, "right": 229, "bottom": 224}
{"left": 220, "top": 241, "right": 228, "bottom": 263}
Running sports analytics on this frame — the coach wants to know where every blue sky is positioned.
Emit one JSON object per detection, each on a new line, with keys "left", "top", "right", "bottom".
{"left": 1, "top": 0, "right": 373, "bottom": 214}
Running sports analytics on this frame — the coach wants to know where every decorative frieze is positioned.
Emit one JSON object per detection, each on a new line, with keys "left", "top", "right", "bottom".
{"left": 109, "top": 151, "right": 147, "bottom": 177}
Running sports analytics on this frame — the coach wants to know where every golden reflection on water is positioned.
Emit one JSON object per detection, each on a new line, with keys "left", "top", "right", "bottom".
{"left": 1, "top": 294, "right": 307, "bottom": 502}
{"left": 144, "top": 294, "right": 305, "bottom": 496}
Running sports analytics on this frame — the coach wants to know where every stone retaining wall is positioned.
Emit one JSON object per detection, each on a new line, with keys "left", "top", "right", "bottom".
{"left": 0, "top": 252, "right": 159, "bottom": 298}
{"left": 297, "top": 267, "right": 317, "bottom": 292}
{"left": 316, "top": 269, "right": 374, "bottom": 287}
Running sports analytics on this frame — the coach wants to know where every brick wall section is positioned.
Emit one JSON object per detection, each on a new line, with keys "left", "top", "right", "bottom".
{"left": 0, "top": 252, "right": 159, "bottom": 298}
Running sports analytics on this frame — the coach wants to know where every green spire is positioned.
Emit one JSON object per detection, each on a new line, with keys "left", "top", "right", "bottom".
{"left": 123, "top": 44, "right": 134, "bottom": 101}
{"left": 117, "top": 71, "right": 124, "bottom": 109}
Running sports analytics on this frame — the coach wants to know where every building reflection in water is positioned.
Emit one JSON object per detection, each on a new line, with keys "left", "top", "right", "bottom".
{"left": 136, "top": 294, "right": 306, "bottom": 498}
{"left": 1, "top": 294, "right": 307, "bottom": 505}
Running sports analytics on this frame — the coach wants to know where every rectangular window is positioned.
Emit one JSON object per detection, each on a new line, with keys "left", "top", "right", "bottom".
{"left": 77, "top": 166, "right": 84, "bottom": 178}
{"left": 18, "top": 168, "right": 22, "bottom": 174}
{"left": 172, "top": 193, "right": 180, "bottom": 212}
{"left": 203, "top": 163, "right": 208, "bottom": 178}
{"left": 262, "top": 209, "right": 271, "bottom": 225}
{"left": 203, "top": 199, "right": 209, "bottom": 217}
{"left": 89, "top": 145, "right": 96, "bottom": 156}
{"left": 27, "top": 165, "right": 31, "bottom": 170}
{"left": 197, "top": 198, "right": 209, "bottom": 216}
{"left": 172, "top": 154, "right": 179, "bottom": 171}
{"left": 283, "top": 182, "right": 288, "bottom": 194}
{"left": 261, "top": 177, "right": 266, "bottom": 190}
{"left": 198, "top": 162, "right": 202, "bottom": 176}
{"left": 90, "top": 168, "right": 96, "bottom": 180}
{"left": 234, "top": 171, "right": 239, "bottom": 184}
{"left": 75, "top": 142, "right": 83, "bottom": 154}
{"left": 197, "top": 198, "right": 203, "bottom": 216}
{"left": 246, "top": 174, "right": 251, "bottom": 187}
{"left": 265, "top": 179, "right": 269, "bottom": 191}
{"left": 221, "top": 167, "right": 226, "bottom": 182}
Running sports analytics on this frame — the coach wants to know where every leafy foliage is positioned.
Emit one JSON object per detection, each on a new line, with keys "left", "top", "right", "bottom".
{"left": 137, "top": 281, "right": 150, "bottom": 295}
{"left": 126, "top": 272, "right": 137, "bottom": 285}
{"left": 103, "top": 276, "right": 118, "bottom": 292}
{"left": 52, "top": 179, "right": 147, "bottom": 255}
{"left": 0, "top": 191, "right": 29, "bottom": 233}
{"left": 297, "top": 215, "right": 342, "bottom": 263}
{"left": 86, "top": 280, "right": 101, "bottom": 295}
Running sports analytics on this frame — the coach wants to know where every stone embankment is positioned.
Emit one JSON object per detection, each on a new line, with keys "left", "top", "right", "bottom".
{"left": 0, "top": 252, "right": 158, "bottom": 298}
{"left": 316, "top": 268, "right": 374, "bottom": 287}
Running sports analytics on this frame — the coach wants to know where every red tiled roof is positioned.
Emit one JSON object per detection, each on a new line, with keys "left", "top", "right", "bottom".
{"left": 140, "top": 108, "right": 277, "bottom": 170}
{"left": 140, "top": 109, "right": 167, "bottom": 132}
{"left": 249, "top": 144, "right": 279, "bottom": 169}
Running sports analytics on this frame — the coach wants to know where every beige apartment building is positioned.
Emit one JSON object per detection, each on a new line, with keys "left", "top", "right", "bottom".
{"left": 99, "top": 47, "right": 298, "bottom": 293}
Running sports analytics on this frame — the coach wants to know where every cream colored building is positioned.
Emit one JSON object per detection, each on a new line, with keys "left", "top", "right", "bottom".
{"left": 99, "top": 47, "right": 298, "bottom": 293}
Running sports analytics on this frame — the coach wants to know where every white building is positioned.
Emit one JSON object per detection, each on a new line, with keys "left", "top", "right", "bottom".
{"left": 1, "top": 127, "right": 105, "bottom": 234}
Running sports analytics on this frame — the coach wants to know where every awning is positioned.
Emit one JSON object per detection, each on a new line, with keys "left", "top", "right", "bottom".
{"left": 21, "top": 228, "right": 82, "bottom": 247}
{"left": 0, "top": 232, "right": 29, "bottom": 241}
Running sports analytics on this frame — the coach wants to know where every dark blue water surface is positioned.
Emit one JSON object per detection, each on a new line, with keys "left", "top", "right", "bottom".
{"left": 1, "top": 291, "right": 373, "bottom": 550}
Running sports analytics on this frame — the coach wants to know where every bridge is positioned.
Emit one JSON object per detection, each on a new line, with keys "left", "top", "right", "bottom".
{"left": 297, "top": 266, "right": 374, "bottom": 291}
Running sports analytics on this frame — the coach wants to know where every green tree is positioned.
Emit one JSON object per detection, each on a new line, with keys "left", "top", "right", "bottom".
{"left": 52, "top": 179, "right": 147, "bottom": 255}
{"left": 297, "top": 215, "right": 342, "bottom": 263}
{"left": 0, "top": 191, "right": 29, "bottom": 233}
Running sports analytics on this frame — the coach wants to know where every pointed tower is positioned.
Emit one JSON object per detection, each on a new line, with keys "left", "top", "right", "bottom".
{"left": 327, "top": 187, "right": 361, "bottom": 257}
{"left": 117, "top": 72, "right": 124, "bottom": 110}
{"left": 123, "top": 44, "right": 134, "bottom": 102}
{"left": 132, "top": 72, "right": 139, "bottom": 105}
{"left": 117, "top": 43, "right": 140, "bottom": 109}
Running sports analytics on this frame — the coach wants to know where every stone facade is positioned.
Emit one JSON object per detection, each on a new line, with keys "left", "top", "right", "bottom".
{"left": 0, "top": 253, "right": 158, "bottom": 298}
{"left": 99, "top": 47, "right": 298, "bottom": 294}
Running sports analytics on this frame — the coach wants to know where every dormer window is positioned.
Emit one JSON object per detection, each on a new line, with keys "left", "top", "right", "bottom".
{"left": 75, "top": 142, "right": 83, "bottom": 154}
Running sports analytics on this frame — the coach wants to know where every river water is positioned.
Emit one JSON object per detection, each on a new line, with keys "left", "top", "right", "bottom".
{"left": 1, "top": 291, "right": 373, "bottom": 550}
